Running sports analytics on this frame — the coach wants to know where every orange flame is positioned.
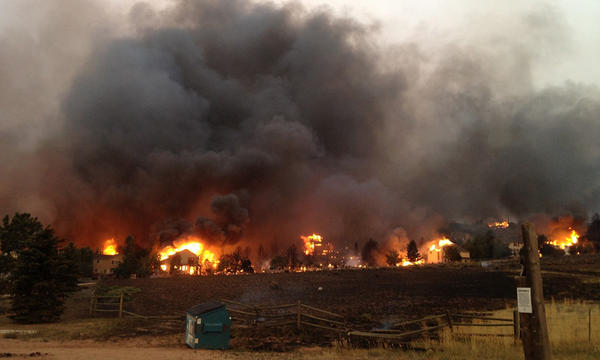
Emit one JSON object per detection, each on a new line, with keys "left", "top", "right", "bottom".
{"left": 102, "top": 238, "right": 118, "bottom": 255}
{"left": 429, "top": 237, "right": 454, "bottom": 252}
{"left": 301, "top": 234, "right": 323, "bottom": 256}
{"left": 548, "top": 228, "right": 579, "bottom": 249}
{"left": 488, "top": 220, "right": 509, "bottom": 229}
{"left": 397, "top": 259, "right": 425, "bottom": 267}
{"left": 159, "top": 236, "right": 219, "bottom": 268}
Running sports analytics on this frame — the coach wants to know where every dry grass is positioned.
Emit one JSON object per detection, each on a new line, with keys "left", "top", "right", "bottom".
{"left": 406, "top": 299, "right": 600, "bottom": 360}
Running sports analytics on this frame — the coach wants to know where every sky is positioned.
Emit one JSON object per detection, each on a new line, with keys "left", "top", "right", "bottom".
{"left": 274, "top": 0, "right": 600, "bottom": 87}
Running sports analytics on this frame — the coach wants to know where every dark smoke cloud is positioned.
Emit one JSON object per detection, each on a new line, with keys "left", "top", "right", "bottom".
{"left": 1, "top": 0, "right": 600, "bottom": 252}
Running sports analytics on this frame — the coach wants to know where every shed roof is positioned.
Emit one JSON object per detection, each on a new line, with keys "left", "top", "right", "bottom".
{"left": 187, "top": 300, "right": 225, "bottom": 316}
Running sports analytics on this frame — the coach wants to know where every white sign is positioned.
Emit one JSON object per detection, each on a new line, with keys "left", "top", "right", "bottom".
{"left": 517, "top": 287, "right": 532, "bottom": 313}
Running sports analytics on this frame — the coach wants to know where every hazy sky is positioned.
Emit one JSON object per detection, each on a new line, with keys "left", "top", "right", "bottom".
{"left": 280, "top": 0, "right": 600, "bottom": 87}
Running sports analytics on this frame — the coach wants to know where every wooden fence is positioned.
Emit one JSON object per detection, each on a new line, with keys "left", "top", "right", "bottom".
{"left": 89, "top": 292, "right": 125, "bottom": 317}
{"left": 88, "top": 294, "right": 524, "bottom": 344}
{"left": 222, "top": 299, "right": 347, "bottom": 333}
{"left": 222, "top": 299, "right": 520, "bottom": 344}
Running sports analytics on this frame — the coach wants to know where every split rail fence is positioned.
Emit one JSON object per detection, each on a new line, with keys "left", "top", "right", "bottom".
{"left": 222, "top": 299, "right": 348, "bottom": 333}
{"left": 89, "top": 292, "right": 181, "bottom": 320}
{"left": 222, "top": 299, "right": 521, "bottom": 343}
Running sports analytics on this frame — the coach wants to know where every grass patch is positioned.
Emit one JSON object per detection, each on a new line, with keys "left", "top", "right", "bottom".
{"left": 95, "top": 285, "right": 141, "bottom": 301}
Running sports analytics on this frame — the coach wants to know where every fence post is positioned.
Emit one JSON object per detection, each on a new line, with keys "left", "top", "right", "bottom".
{"left": 589, "top": 308, "right": 592, "bottom": 344}
{"left": 89, "top": 293, "right": 96, "bottom": 317}
{"left": 297, "top": 300, "right": 301, "bottom": 329}
{"left": 446, "top": 313, "right": 453, "bottom": 332}
{"left": 513, "top": 310, "right": 520, "bottom": 342}
{"left": 119, "top": 292, "right": 124, "bottom": 318}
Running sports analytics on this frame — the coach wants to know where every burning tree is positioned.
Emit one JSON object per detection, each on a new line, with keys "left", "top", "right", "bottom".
{"left": 217, "top": 247, "right": 254, "bottom": 274}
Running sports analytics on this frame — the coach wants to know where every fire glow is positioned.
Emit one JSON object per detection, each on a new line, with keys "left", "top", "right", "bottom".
{"left": 301, "top": 234, "right": 323, "bottom": 256}
{"left": 429, "top": 237, "right": 453, "bottom": 252}
{"left": 488, "top": 220, "right": 509, "bottom": 229}
{"left": 398, "top": 259, "right": 424, "bottom": 267}
{"left": 158, "top": 236, "right": 219, "bottom": 268}
{"left": 102, "top": 238, "right": 118, "bottom": 255}
{"left": 549, "top": 228, "right": 579, "bottom": 249}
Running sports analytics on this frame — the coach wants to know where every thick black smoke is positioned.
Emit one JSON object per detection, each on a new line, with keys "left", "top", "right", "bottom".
{"left": 1, "top": 0, "right": 600, "bottom": 251}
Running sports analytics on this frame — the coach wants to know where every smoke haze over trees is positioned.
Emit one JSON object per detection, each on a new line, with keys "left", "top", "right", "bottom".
{"left": 1, "top": 0, "right": 600, "bottom": 252}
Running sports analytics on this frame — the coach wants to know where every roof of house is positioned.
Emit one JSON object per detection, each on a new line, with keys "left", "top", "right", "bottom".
{"left": 95, "top": 254, "right": 123, "bottom": 260}
{"left": 187, "top": 300, "right": 225, "bottom": 316}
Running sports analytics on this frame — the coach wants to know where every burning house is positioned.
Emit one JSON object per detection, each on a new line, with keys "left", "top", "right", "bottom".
{"left": 94, "top": 239, "right": 122, "bottom": 277}
{"left": 158, "top": 236, "right": 219, "bottom": 275}
{"left": 93, "top": 253, "right": 123, "bottom": 277}
{"left": 426, "top": 238, "right": 470, "bottom": 264}
{"left": 160, "top": 249, "right": 200, "bottom": 275}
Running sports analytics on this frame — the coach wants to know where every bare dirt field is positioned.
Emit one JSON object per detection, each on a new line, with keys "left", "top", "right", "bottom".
{"left": 103, "top": 265, "right": 517, "bottom": 321}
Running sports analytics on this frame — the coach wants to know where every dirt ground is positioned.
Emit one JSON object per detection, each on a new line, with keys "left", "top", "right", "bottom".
{"left": 102, "top": 265, "right": 517, "bottom": 321}
{"left": 0, "top": 338, "right": 414, "bottom": 360}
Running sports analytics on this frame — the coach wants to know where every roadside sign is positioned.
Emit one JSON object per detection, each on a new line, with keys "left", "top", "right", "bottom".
{"left": 517, "top": 287, "right": 532, "bottom": 313}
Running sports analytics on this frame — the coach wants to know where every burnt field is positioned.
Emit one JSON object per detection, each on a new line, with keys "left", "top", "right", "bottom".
{"left": 101, "top": 261, "right": 600, "bottom": 323}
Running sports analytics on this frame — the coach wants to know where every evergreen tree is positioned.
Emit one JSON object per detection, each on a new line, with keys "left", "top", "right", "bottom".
{"left": 1, "top": 213, "right": 78, "bottom": 323}
{"left": 406, "top": 240, "right": 421, "bottom": 262}
{"left": 586, "top": 213, "right": 600, "bottom": 251}
{"left": 287, "top": 245, "right": 299, "bottom": 269}
{"left": 361, "top": 239, "right": 379, "bottom": 266}
{"left": 443, "top": 245, "right": 462, "bottom": 262}
{"left": 114, "top": 235, "right": 139, "bottom": 278}
{"left": 385, "top": 250, "right": 400, "bottom": 266}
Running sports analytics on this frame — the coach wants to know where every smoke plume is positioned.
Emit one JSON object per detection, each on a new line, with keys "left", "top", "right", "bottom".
{"left": 1, "top": 0, "right": 599, "bottom": 252}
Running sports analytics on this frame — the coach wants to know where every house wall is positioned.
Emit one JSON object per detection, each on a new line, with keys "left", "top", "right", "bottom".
{"left": 93, "top": 254, "right": 123, "bottom": 275}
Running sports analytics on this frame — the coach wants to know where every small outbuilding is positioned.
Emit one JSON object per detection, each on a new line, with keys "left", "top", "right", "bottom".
{"left": 185, "top": 300, "right": 231, "bottom": 350}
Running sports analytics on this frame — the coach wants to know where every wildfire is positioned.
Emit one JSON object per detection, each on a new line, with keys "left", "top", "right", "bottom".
{"left": 549, "top": 228, "right": 579, "bottom": 249}
{"left": 102, "top": 238, "right": 118, "bottom": 255}
{"left": 301, "top": 233, "right": 323, "bottom": 256}
{"left": 398, "top": 259, "right": 425, "bottom": 267}
{"left": 429, "top": 237, "right": 454, "bottom": 252}
{"left": 488, "top": 220, "right": 509, "bottom": 229}
{"left": 159, "top": 236, "right": 219, "bottom": 268}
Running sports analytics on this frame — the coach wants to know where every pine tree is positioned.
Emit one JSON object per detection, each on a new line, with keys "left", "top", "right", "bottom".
{"left": 1, "top": 213, "right": 78, "bottom": 323}
{"left": 385, "top": 250, "right": 400, "bottom": 266}
{"left": 586, "top": 213, "right": 600, "bottom": 251}
{"left": 406, "top": 239, "right": 421, "bottom": 262}
{"left": 361, "top": 239, "right": 379, "bottom": 266}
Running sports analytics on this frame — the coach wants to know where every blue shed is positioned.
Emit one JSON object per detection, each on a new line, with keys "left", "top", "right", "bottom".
{"left": 185, "top": 300, "right": 231, "bottom": 350}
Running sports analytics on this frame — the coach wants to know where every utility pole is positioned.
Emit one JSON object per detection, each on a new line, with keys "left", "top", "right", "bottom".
{"left": 516, "top": 223, "right": 551, "bottom": 360}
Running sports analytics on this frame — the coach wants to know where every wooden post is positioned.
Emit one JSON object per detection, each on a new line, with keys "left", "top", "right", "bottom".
{"left": 118, "top": 292, "right": 124, "bottom": 318}
{"left": 297, "top": 300, "right": 301, "bottom": 329}
{"left": 89, "top": 295, "right": 96, "bottom": 317}
{"left": 589, "top": 308, "right": 592, "bottom": 344}
{"left": 446, "top": 313, "right": 453, "bottom": 332}
{"left": 519, "top": 223, "right": 551, "bottom": 360}
{"left": 513, "top": 310, "right": 520, "bottom": 342}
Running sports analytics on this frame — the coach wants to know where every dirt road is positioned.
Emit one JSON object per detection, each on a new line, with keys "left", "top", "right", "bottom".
{"left": 0, "top": 339, "right": 403, "bottom": 360}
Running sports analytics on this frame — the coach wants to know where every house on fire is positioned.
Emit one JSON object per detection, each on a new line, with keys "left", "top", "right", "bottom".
{"left": 93, "top": 253, "right": 124, "bottom": 277}
{"left": 426, "top": 245, "right": 470, "bottom": 263}
{"left": 160, "top": 249, "right": 200, "bottom": 274}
